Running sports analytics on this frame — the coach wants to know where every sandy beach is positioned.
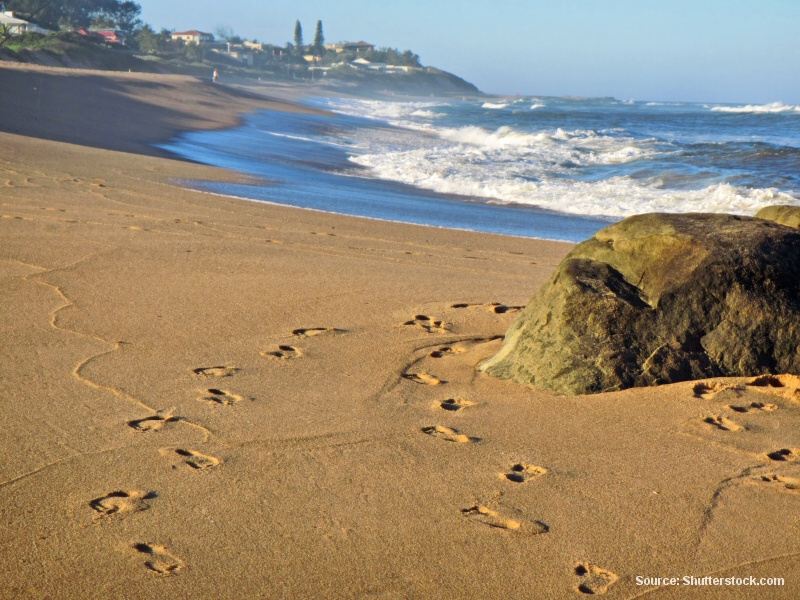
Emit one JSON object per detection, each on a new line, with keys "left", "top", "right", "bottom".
{"left": 1, "top": 65, "right": 799, "bottom": 599}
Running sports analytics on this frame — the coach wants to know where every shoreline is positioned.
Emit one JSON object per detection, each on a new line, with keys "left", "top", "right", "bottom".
{"left": 0, "top": 62, "right": 329, "bottom": 158}
{"left": 2, "top": 66, "right": 799, "bottom": 598}
{"left": 160, "top": 103, "right": 612, "bottom": 242}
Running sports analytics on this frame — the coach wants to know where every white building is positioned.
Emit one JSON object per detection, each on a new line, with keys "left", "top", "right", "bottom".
{"left": 0, "top": 11, "right": 49, "bottom": 35}
{"left": 348, "top": 58, "right": 387, "bottom": 73}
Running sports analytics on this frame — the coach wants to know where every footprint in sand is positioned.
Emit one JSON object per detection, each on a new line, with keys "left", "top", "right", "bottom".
{"left": 193, "top": 366, "right": 240, "bottom": 378}
{"left": 261, "top": 345, "right": 303, "bottom": 360}
{"left": 197, "top": 388, "right": 247, "bottom": 406}
{"left": 403, "top": 315, "right": 448, "bottom": 334}
{"left": 133, "top": 543, "right": 184, "bottom": 576}
{"left": 759, "top": 474, "right": 800, "bottom": 492}
{"left": 436, "top": 398, "right": 475, "bottom": 412}
{"left": 292, "top": 327, "right": 346, "bottom": 338}
{"left": 128, "top": 412, "right": 181, "bottom": 432}
{"left": 90, "top": 490, "right": 156, "bottom": 519}
{"left": 574, "top": 564, "right": 618, "bottom": 595}
{"left": 404, "top": 372, "right": 444, "bottom": 386}
{"left": 429, "top": 346, "right": 467, "bottom": 359}
{"left": 421, "top": 425, "right": 476, "bottom": 443}
{"left": 451, "top": 302, "right": 524, "bottom": 314}
{"left": 765, "top": 448, "right": 800, "bottom": 462}
{"left": 486, "top": 302, "right": 524, "bottom": 314}
{"left": 461, "top": 505, "right": 548, "bottom": 534}
{"left": 693, "top": 381, "right": 744, "bottom": 400}
{"left": 729, "top": 401, "right": 779, "bottom": 413}
{"left": 502, "top": 463, "right": 548, "bottom": 483}
{"left": 703, "top": 415, "right": 744, "bottom": 432}
{"left": 175, "top": 449, "right": 221, "bottom": 470}
{"left": 747, "top": 374, "right": 800, "bottom": 400}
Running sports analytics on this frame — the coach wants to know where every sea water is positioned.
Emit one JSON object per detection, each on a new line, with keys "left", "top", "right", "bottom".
{"left": 160, "top": 96, "right": 800, "bottom": 242}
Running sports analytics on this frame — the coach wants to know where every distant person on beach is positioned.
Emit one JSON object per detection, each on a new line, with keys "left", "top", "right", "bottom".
{"left": 213, "top": 69, "right": 219, "bottom": 83}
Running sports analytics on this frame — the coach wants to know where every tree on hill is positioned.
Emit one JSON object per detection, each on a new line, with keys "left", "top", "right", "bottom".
{"left": 312, "top": 20, "right": 323, "bottom": 55}
{"left": 4, "top": 0, "right": 142, "bottom": 32}
{"left": 91, "top": 1, "right": 143, "bottom": 33}
{"left": 214, "top": 25, "right": 243, "bottom": 44}
{"left": 293, "top": 20, "right": 302, "bottom": 52}
{"left": 134, "top": 23, "right": 171, "bottom": 52}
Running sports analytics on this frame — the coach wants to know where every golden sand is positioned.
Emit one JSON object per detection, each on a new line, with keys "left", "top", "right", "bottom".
{"left": 1, "top": 64, "right": 798, "bottom": 598}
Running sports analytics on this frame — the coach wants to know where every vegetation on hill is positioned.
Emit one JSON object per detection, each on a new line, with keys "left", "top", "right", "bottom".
{"left": 0, "top": 8, "right": 480, "bottom": 94}
{"left": 3, "top": 0, "right": 142, "bottom": 33}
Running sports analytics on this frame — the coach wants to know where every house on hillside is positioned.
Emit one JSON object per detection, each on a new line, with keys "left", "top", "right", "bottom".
{"left": 75, "top": 28, "right": 126, "bottom": 45}
{"left": 349, "top": 58, "right": 385, "bottom": 73}
{"left": 171, "top": 30, "right": 214, "bottom": 44}
{"left": 0, "top": 11, "right": 49, "bottom": 35}
{"left": 209, "top": 43, "right": 254, "bottom": 66}
{"left": 348, "top": 57, "right": 370, "bottom": 70}
{"left": 386, "top": 65, "right": 419, "bottom": 74}
{"left": 345, "top": 41, "right": 375, "bottom": 52}
{"left": 95, "top": 30, "right": 126, "bottom": 45}
{"left": 326, "top": 41, "right": 375, "bottom": 53}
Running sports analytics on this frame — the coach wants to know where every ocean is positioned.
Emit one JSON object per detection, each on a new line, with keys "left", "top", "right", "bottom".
{"left": 160, "top": 95, "right": 800, "bottom": 242}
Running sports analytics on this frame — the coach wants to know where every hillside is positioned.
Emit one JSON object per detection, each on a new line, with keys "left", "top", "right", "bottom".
{"left": 0, "top": 33, "right": 480, "bottom": 95}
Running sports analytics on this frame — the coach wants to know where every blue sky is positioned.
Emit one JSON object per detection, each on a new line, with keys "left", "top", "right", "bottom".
{"left": 137, "top": 0, "right": 800, "bottom": 103}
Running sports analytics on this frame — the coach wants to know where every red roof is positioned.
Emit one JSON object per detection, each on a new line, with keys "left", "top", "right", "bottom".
{"left": 76, "top": 29, "right": 124, "bottom": 43}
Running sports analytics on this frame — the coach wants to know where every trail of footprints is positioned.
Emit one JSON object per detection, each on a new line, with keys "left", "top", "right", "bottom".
{"left": 695, "top": 376, "right": 800, "bottom": 507}
{"left": 694, "top": 376, "right": 790, "bottom": 435}
{"left": 92, "top": 312, "right": 621, "bottom": 591}
{"left": 91, "top": 325, "right": 351, "bottom": 576}
{"left": 401, "top": 311, "right": 610, "bottom": 591}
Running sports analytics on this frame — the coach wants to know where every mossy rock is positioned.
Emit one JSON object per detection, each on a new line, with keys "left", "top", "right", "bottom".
{"left": 481, "top": 212, "right": 800, "bottom": 395}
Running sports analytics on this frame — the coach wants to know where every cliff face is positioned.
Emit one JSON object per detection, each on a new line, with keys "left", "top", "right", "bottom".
{"left": 481, "top": 211, "right": 800, "bottom": 395}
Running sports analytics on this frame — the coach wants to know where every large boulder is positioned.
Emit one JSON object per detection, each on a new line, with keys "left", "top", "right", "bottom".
{"left": 480, "top": 212, "right": 800, "bottom": 395}
{"left": 756, "top": 205, "right": 800, "bottom": 229}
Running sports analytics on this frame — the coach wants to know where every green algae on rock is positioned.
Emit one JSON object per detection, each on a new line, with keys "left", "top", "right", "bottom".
{"left": 480, "top": 212, "right": 800, "bottom": 395}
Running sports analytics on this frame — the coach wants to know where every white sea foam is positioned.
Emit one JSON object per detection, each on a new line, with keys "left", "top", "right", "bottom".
{"left": 351, "top": 145, "right": 797, "bottom": 218}
{"left": 710, "top": 101, "right": 800, "bottom": 114}
{"left": 321, "top": 97, "right": 800, "bottom": 219}
{"left": 324, "top": 97, "right": 448, "bottom": 122}
{"left": 482, "top": 102, "right": 509, "bottom": 109}
{"left": 530, "top": 103, "right": 546, "bottom": 110}
{"left": 410, "top": 109, "right": 445, "bottom": 118}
